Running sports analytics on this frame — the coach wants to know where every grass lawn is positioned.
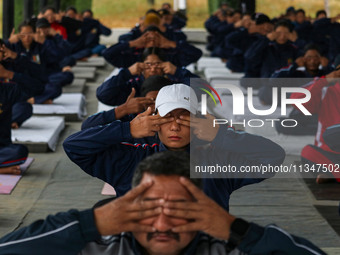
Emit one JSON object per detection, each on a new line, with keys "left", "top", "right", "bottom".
{"left": 92, "top": 0, "right": 209, "bottom": 28}
{"left": 92, "top": 0, "right": 340, "bottom": 28}
{"left": 0, "top": 0, "right": 339, "bottom": 36}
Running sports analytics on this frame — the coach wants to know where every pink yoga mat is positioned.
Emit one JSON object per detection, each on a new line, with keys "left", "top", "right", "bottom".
{"left": 101, "top": 183, "right": 116, "bottom": 196}
{"left": 0, "top": 158, "right": 34, "bottom": 195}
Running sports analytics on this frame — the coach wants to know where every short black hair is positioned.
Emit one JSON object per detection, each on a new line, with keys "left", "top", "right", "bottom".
{"left": 132, "top": 151, "right": 202, "bottom": 189}
{"left": 18, "top": 20, "right": 35, "bottom": 33}
{"left": 42, "top": 6, "right": 56, "bottom": 14}
{"left": 143, "top": 25, "right": 162, "bottom": 34}
{"left": 82, "top": 9, "right": 93, "bottom": 17}
{"left": 233, "top": 10, "right": 242, "bottom": 16}
{"left": 141, "top": 75, "right": 174, "bottom": 97}
{"left": 274, "top": 19, "right": 293, "bottom": 32}
{"left": 303, "top": 43, "right": 321, "bottom": 55}
{"left": 316, "top": 10, "right": 327, "bottom": 18}
{"left": 142, "top": 47, "right": 166, "bottom": 62}
{"left": 66, "top": 6, "right": 77, "bottom": 14}
{"left": 296, "top": 9, "right": 305, "bottom": 16}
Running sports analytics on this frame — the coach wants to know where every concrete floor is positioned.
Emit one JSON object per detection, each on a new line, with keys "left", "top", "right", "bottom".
{"left": 1, "top": 56, "right": 340, "bottom": 254}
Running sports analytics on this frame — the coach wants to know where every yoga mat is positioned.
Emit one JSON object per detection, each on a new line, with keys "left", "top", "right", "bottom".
{"left": 101, "top": 183, "right": 116, "bottom": 196}
{"left": 0, "top": 157, "right": 34, "bottom": 194}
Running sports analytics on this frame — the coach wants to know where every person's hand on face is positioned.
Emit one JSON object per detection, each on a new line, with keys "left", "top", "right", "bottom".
{"left": 175, "top": 113, "right": 220, "bottom": 142}
{"left": 157, "top": 32, "right": 176, "bottom": 48}
{"left": 130, "top": 107, "right": 174, "bottom": 138}
{"left": 266, "top": 31, "right": 278, "bottom": 41}
{"left": 94, "top": 180, "right": 164, "bottom": 236}
{"left": 160, "top": 61, "right": 177, "bottom": 75}
{"left": 163, "top": 177, "right": 236, "bottom": 240}
{"left": 128, "top": 62, "right": 145, "bottom": 76}
{"left": 145, "top": 31, "right": 160, "bottom": 47}
{"left": 288, "top": 30, "right": 298, "bottom": 42}
{"left": 121, "top": 88, "right": 155, "bottom": 115}
{"left": 129, "top": 33, "right": 147, "bottom": 48}
{"left": 8, "top": 28, "right": 20, "bottom": 44}
{"left": 295, "top": 56, "right": 305, "bottom": 67}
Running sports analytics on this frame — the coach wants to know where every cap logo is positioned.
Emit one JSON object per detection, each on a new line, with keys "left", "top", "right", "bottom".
{"left": 184, "top": 97, "right": 189, "bottom": 101}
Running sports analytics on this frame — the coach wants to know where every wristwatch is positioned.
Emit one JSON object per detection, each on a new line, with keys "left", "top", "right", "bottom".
{"left": 226, "top": 218, "right": 250, "bottom": 251}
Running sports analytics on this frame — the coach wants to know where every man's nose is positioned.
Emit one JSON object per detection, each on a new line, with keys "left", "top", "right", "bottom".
{"left": 170, "top": 118, "right": 180, "bottom": 131}
{"left": 152, "top": 211, "right": 172, "bottom": 232}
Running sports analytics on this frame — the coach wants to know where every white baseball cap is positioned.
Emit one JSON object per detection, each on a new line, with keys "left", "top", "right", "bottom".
{"left": 155, "top": 84, "right": 198, "bottom": 117}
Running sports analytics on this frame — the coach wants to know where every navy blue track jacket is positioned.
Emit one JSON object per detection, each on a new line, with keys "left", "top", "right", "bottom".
{"left": 96, "top": 67, "right": 198, "bottom": 106}
{"left": 119, "top": 26, "right": 186, "bottom": 43}
{"left": 5, "top": 38, "right": 67, "bottom": 74}
{"left": 224, "top": 28, "right": 262, "bottom": 72}
{"left": 0, "top": 57, "right": 44, "bottom": 146}
{"left": 170, "top": 15, "right": 187, "bottom": 30}
{"left": 258, "top": 63, "right": 333, "bottom": 105}
{"left": 102, "top": 41, "right": 202, "bottom": 68}
{"left": 243, "top": 37, "right": 298, "bottom": 78}
{"left": 63, "top": 122, "right": 285, "bottom": 211}
{"left": 81, "top": 109, "right": 159, "bottom": 146}
{"left": 0, "top": 208, "right": 325, "bottom": 255}
{"left": 82, "top": 18, "right": 112, "bottom": 49}
{"left": 205, "top": 16, "right": 235, "bottom": 53}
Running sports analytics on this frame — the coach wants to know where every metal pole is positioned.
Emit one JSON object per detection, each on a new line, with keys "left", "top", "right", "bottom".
{"left": 324, "top": 0, "right": 330, "bottom": 17}
{"left": 173, "top": 0, "right": 178, "bottom": 11}
{"left": 178, "top": 0, "right": 186, "bottom": 16}
{"left": 24, "top": 0, "right": 34, "bottom": 21}
{"left": 2, "top": 0, "right": 15, "bottom": 39}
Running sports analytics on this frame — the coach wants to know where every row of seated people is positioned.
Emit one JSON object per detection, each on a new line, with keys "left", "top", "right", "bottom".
{"left": 0, "top": 6, "right": 111, "bottom": 174}
{"left": 205, "top": 4, "right": 340, "bottom": 185}
{"left": 0, "top": 4, "right": 334, "bottom": 253}
{"left": 206, "top": 4, "right": 340, "bottom": 72}
{"left": 38, "top": 6, "right": 112, "bottom": 60}
{"left": 0, "top": 3, "right": 190, "bottom": 173}
{"left": 102, "top": 8, "right": 202, "bottom": 68}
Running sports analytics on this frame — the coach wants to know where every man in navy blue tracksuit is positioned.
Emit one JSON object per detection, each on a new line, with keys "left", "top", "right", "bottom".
{"left": 97, "top": 47, "right": 198, "bottom": 106}
{"left": 119, "top": 11, "right": 187, "bottom": 44}
{"left": 241, "top": 19, "right": 298, "bottom": 89}
{"left": 83, "top": 75, "right": 173, "bottom": 130}
{"left": 294, "top": 9, "right": 312, "bottom": 44}
{"left": 0, "top": 43, "right": 44, "bottom": 174}
{"left": 81, "top": 9, "right": 112, "bottom": 56}
{"left": 225, "top": 14, "right": 273, "bottom": 73}
{"left": 82, "top": 75, "right": 174, "bottom": 147}
{"left": 204, "top": 9, "right": 237, "bottom": 55}
{"left": 0, "top": 44, "right": 47, "bottom": 128}
{"left": 103, "top": 26, "right": 202, "bottom": 68}
{"left": 258, "top": 44, "right": 333, "bottom": 136}
{"left": 64, "top": 84, "right": 285, "bottom": 211}
{"left": 5, "top": 20, "right": 74, "bottom": 104}
{"left": 259, "top": 43, "right": 333, "bottom": 105}
{"left": 0, "top": 152, "right": 324, "bottom": 255}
